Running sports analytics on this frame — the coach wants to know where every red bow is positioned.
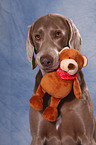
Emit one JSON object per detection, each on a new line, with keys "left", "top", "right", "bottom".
{"left": 57, "top": 68, "right": 77, "bottom": 80}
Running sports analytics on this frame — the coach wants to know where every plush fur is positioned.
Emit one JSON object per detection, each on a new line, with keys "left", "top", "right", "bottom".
{"left": 29, "top": 48, "right": 88, "bottom": 121}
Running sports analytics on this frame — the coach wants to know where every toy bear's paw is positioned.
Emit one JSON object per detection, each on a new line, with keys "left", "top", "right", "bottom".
{"left": 43, "top": 106, "right": 58, "bottom": 122}
{"left": 29, "top": 95, "right": 43, "bottom": 111}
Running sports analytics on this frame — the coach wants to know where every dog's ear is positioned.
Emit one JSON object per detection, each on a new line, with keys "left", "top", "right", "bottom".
{"left": 26, "top": 25, "right": 37, "bottom": 69}
{"left": 67, "top": 18, "right": 82, "bottom": 52}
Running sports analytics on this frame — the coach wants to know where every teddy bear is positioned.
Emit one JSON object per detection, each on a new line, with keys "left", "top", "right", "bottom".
{"left": 29, "top": 47, "right": 88, "bottom": 122}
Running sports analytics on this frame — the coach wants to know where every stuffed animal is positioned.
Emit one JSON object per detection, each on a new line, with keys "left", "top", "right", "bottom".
{"left": 29, "top": 48, "right": 88, "bottom": 122}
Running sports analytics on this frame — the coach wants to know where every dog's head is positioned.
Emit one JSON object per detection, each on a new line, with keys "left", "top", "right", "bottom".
{"left": 26, "top": 14, "right": 82, "bottom": 75}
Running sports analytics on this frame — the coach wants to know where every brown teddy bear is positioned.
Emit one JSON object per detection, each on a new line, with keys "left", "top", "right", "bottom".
{"left": 29, "top": 48, "right": 88, "bottom": 122}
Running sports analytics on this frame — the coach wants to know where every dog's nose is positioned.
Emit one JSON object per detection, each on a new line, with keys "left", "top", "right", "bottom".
{"left": 40, "top": 55, "right": 53, "bottom": 67}
{"left": 68, "top": 63, "right": 75, "bottom": 70}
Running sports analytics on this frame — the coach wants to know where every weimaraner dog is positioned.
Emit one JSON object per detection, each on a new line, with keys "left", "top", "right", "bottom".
{"left": 26, "top": 14, "right": 96, "bottom": 145}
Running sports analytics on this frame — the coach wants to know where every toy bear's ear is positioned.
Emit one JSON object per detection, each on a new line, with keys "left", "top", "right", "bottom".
{"left": 83, "top": 56, "right": 88, "bottom": 67}
{"left": 59, "top": 47, "right": 69, "bottom": 54}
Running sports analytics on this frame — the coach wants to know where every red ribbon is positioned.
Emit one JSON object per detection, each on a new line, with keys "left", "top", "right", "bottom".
{"left": 57, "top": 68, "right": 77, "bottom": 80}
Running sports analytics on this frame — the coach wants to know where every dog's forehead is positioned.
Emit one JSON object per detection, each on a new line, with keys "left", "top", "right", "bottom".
{"left": 32, "top": 14, "right": 68, "bottom": 32}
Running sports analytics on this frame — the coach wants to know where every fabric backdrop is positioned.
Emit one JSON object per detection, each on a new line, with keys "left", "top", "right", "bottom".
{"left": 0, "top": 0, "right": 96, "bottom": 145}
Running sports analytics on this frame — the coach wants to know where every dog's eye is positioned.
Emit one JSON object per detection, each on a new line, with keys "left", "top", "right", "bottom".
{"left": 69, "top": 57, "right": 71, "bottom": 59}
{"left": 55, "top": 31, "right": 62, "bottom": 38}
{"left": 35, "top": 34, "right": 41, "bottom": 40}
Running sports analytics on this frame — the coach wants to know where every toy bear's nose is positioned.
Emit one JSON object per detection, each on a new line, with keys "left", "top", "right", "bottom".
{"left": 68, "top": 63, "right": 75, "bottom": 70}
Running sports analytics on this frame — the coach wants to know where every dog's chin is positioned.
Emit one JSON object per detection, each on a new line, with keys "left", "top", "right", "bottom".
{"left": 43, "top": 68, "right": 57, "bottom": 72}
{"left": 40, "top": 66, "right": 59, "bottom": 76}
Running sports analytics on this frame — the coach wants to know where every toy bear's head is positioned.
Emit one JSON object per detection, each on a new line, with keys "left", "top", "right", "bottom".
{"left": 59, "top": 48, "right": 88, "bottom": 75}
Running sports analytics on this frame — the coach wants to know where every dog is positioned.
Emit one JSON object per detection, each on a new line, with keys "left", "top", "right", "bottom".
{"left": 26, "top": 14, "right": 96, "bottom": 145}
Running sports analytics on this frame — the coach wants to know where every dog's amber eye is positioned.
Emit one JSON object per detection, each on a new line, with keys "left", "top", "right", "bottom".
{"left": 35, "top": 34, "right": 41, "bottom": 40}
{"left": 55, "top": 31, "right": 62, "bottom": 38}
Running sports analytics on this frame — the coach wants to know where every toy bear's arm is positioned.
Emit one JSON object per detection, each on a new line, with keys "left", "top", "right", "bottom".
{"left": 73, "top": 78, "right": 82, "bottom": 99}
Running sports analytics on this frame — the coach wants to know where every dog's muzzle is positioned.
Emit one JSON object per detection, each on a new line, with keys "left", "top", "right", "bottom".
{"left": 40, "top": 55, "right": 53, "bottom": 67}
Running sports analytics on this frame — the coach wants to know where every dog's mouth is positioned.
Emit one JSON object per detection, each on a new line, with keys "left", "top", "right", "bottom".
{"left": 41, "top": 62, "right": 59, "bottom": 73}
{"left": 36, "top": 50, "right": 60, "bottom": 73}
{"left": 42, "top": 66, "right": 58, "bottom": 72}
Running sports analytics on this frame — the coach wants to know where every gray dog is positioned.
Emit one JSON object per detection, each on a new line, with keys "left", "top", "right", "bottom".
{"left": 26, "top": 14, "right": 96, "bottom": 145}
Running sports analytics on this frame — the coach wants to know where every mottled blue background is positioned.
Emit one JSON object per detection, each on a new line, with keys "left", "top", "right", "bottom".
{"left": 0, "top": 0, "right": 96, "bottom": 145}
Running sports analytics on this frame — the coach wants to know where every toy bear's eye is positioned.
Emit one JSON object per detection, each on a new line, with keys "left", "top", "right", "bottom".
{"left": 69, "top": 57, "right": 70, "bottom": 59}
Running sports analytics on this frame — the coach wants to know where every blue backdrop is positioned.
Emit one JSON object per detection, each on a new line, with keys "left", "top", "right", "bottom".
{"left": 0, "top": 0, "right": 96, "bottom": 145}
